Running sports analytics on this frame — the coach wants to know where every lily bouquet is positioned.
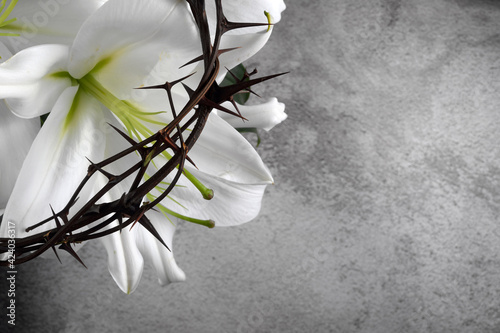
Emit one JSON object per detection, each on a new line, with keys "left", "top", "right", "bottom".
{"left": 0, "top": 0, "right": 286, "bottom": 294}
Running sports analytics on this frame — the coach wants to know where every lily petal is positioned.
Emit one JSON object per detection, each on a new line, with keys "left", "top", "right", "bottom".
{"left": 0, "top": 41, "right": 39, "bottom": 209}
{"left": 0, "top": 86, "right": 106, "bottom": 239}
{"left": 0, "top": 100, "right": 39, "bottom": 209}
{"left": 147, "top": 113, "right": 273, "bottom": 226}
{"left": 164, "top": 166, "right": 269, "bottom": 227}
{"left": 205, "top": 0, "right": 285, "bottom": 80}
{"left": 135, "top": 211, "right": 186, "bottom": 286}
{"left": 216, "top": 29, "right": 276, "bottom": 81}
{"left": 189, "top": 112, "right": 273, "bottom": 184}
{"left": 101, "top": 218, "right": 144, "bottom": 294}
{"left": 90, "top": 1, "right": 201, "bottom": 100}
{"left": 0, "top": 44, "right": 72, "bottom": 118}
{"left": 1, "top": 0, "right": 107, "bottom": 53}
{"left": 186, "top": 24, "right": 278, "bottom": 85}
{"left": 206, "top": 0, "right": 285, "bottom": 35}
{"left": 68, "top": 0, "right": 181, "bottom": 80}
{"left": 218, "top": 97, "right": 287, "bottom": 131}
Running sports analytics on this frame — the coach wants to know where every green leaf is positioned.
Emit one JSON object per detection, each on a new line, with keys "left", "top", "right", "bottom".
{"left": 237, "top": 127, "right": 261, "bottom": 147}
{"left": 40, "top": 113, "right": 50, "bottom": 126}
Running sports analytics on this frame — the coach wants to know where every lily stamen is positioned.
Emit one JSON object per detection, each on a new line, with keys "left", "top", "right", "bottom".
{"left": 0, "top": 0, "right": 19, "bottom": 37}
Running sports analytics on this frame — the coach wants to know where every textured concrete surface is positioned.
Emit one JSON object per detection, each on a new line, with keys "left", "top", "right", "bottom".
{"left": 3, "top": 0, "right": 500, "bottom": 332}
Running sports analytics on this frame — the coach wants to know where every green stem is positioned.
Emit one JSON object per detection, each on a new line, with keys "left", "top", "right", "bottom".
{"left": 147, "top": 194, "right": 215, "bottom": 228}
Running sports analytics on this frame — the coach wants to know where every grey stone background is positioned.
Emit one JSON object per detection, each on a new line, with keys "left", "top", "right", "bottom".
{"left": 3, "top": 0, "right": 500, "bottom": 332}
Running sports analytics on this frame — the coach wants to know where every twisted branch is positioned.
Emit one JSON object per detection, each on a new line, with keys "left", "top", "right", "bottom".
{"left": 0, "top": 0, "right": 284, "bottom": 266}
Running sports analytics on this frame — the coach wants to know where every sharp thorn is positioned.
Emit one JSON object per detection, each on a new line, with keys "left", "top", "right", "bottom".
{"left": 60, "top": 243, "right": 87, "bottom": 269}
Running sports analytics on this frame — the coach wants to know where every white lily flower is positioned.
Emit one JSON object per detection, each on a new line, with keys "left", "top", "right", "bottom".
{"left": 0, "top": 0, "right": 286, "bottom": 293}
{"left": 0, "top": 0, "right": 107, "bottom": 53}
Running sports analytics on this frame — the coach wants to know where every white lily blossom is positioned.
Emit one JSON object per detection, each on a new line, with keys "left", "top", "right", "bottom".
{"left": 0, "top": 0, "right": 286, "bottom": 293}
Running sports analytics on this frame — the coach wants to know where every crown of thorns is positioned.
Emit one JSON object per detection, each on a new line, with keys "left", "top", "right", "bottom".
{"left": 0, "top": 0, "right": 286, "bottom": 267}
